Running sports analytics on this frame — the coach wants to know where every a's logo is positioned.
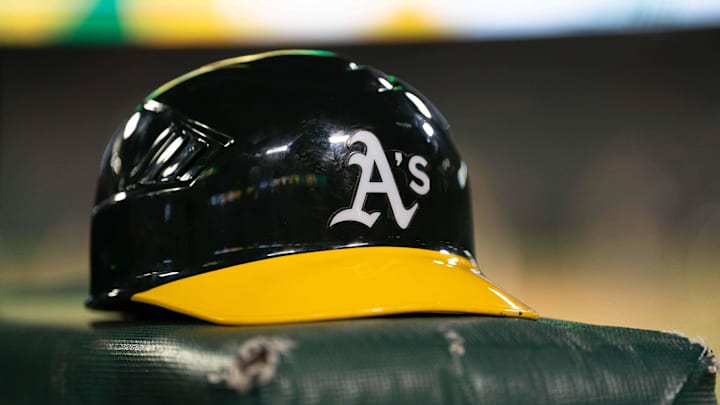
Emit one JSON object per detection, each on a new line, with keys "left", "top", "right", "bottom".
{"left": 329, "top": 130, "right": 430, "bottom": 229}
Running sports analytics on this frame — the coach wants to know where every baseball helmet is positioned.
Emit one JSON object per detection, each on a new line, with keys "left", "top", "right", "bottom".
{"left": 87, "top": 50, "right": 537, "bottom": 324}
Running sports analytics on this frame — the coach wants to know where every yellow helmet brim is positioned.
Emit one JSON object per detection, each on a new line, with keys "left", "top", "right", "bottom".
{"left": 131, "top": 246, "right": 538, "bottom": 325}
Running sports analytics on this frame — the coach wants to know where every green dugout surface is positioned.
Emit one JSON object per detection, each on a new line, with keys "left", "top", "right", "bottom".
{"left": 0, "top": 313, "right": 716, "bottom": 404}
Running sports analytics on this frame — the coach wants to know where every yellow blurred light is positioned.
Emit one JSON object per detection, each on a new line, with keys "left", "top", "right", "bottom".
{"left": 0, "top": 0, "right": 95, "bottom": 46}
{"left": 370, "top": 7, "right": 447, "bottom": 41}
{"left": 118, "top": 0, "right": 257, "bottom": 46}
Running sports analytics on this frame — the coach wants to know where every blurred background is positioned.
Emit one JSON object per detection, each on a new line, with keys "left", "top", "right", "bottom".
{"left": 1, "top": 0, "right": 719, "bottom": 374}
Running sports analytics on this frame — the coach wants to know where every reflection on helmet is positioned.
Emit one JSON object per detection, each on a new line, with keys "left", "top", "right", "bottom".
{"left": 87, "top": 50, "right": 537, "bottom": 324}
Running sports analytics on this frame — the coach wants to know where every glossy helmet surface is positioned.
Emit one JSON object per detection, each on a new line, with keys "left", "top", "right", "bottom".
{"left": 87, "top": 50, "right": 536, "bottom": 324}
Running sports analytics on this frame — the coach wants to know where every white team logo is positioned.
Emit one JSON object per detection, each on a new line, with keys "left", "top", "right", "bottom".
{"left": 329, "top": 130, "right": 430, "bottom": 229}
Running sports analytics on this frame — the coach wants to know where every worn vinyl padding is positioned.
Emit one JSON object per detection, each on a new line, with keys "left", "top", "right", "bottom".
{"left": 0, "top": 317, "right": 716, "bottom": 404}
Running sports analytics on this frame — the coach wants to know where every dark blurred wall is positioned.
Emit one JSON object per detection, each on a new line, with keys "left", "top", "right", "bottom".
{"left": 1, "top": 31, "right": 719, "bottom": 335}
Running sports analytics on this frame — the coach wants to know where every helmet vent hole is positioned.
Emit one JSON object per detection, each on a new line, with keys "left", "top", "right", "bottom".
{"left": 119, "top": 103, "right": 233, "bottom": 191}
